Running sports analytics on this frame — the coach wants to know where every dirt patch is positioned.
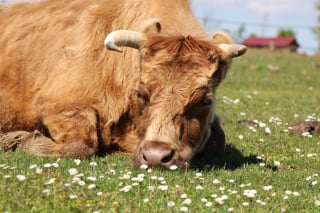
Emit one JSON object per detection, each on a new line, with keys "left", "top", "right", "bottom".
{"left": 237, "top": 119, "right": 258, "bottom": 127}
{"left": 289, "top": 121, "right": 320, "bottom": 134}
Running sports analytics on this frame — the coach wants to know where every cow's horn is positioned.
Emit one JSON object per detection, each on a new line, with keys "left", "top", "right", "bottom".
{"left": 218, "top": 44, "right": 247, "bottom": 60}
{"left": 104, "top": 30, "right": 146, "bottom": 53}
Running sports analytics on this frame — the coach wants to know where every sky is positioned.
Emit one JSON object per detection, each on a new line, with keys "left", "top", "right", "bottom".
{"left": 2, "top": 0, "right": 319, "bottom": 55}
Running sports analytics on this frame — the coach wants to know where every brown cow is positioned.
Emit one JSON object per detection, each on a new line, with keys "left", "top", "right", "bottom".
{"left": 0, "top": 0, "right": 246, "bottom": 168}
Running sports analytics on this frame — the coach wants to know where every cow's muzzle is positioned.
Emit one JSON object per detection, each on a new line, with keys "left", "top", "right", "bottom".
{"left": 133, "top": 141, "right": 188, "bottom": 169}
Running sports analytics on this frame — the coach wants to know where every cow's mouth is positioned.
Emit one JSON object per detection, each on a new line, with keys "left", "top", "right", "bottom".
{"left": 133, "top": 141, "right": 190, "bottom": 169}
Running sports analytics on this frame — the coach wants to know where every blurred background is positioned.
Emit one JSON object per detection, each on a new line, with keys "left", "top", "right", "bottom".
{"left": 191, "top": 0, "right": 319, "bottom": 56}
{"left": 1, "top": 0, "right": 319, "bottom": 56}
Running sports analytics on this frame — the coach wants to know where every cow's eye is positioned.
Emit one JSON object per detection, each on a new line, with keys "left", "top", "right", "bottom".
{"left": 202, "top": 92, "right": 213, "bottom": 105}
{"left": 136, "top": 83, "right": 150, "bottom": 103}
{"left": 208, "top": 55, "right": 217, "bottom": 63}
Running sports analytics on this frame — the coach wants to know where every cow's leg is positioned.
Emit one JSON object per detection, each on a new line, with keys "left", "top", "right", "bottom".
{"left": 1, "top": 108, "right": 100, "bottom": 158}
{"left": 0, "top": 131, "right": 35, "bottom": 152}
{"left": 202, "top": 115, "right": 226, "bottom": 156}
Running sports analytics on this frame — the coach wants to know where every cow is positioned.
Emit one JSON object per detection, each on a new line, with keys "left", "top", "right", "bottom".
{"left": 0, "top": 0, "right": 246, "bottom": 169}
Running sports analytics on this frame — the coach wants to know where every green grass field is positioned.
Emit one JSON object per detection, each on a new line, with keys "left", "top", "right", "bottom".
{"left": 1, "top": 50, "right": 319, "bottom": 212}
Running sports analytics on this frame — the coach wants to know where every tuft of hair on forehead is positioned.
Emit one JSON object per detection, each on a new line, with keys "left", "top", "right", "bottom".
{"left": 143, "top": 35, "right": 221, "bottom": 65}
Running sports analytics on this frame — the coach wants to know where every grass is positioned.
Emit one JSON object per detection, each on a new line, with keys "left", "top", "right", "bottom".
{"left": 1, "top": 50, "right": 320, "bottom": 212}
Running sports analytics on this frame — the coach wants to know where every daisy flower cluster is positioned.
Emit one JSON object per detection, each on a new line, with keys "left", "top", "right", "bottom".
{"left": 1, "top": 153, "right": 317, "bottom": 213}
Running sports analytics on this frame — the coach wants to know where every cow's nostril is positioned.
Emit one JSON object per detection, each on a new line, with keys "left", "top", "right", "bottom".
{"left": 142, "top": 153, "right": 148, "bottom": 162}
{"left": 161, "top": 150, "right": 175, "bottom": 164}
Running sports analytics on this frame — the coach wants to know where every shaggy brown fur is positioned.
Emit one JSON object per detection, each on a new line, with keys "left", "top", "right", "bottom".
{"left": 0, "top": 0, "right": 241, "bottom": 168}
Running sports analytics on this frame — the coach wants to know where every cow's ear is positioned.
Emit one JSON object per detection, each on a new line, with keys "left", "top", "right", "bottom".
{"left": 211, "top": 31, "right": 233, "bottom": 44}
{"left": 141, "top": 18, "right": 162, "bottom": 34}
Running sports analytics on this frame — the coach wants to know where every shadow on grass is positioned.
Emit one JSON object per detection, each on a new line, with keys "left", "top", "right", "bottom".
{"left": 192, "top": 144, "right": 263, "bottom": 171}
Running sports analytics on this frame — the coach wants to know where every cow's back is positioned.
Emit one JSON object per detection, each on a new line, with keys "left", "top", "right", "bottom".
{"left": 0, "top": 0, "right": 120, "bottom": 131}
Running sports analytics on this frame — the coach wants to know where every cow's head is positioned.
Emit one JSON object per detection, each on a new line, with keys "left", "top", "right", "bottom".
{"left": 104, "top": 28, "right": 246, "bottom": 169}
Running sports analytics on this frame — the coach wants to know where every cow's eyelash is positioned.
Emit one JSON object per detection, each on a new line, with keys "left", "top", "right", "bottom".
{"left": 202, "top": 92, "right": 213, "bottom": 105}
{"left": 191, "top": 87, "right": 210, "bottom": 103}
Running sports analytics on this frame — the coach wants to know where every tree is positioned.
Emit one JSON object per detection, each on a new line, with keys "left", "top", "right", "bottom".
{"left": 237, "top": 23, "right": 246, "bottom": 42}
{"left": 226, "top": 24, "right": 246, "bottom": 44}
{"left": 277, "top": 28, "right": 295, "bottom": 37}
